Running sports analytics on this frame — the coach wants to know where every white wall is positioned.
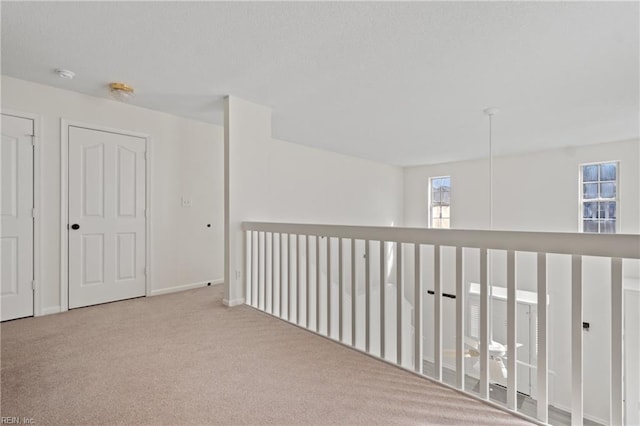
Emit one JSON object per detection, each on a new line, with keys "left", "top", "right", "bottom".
{"left": 404, "top": 139, "right": 640, "bottom": 234}
{"left": 403, "top": 138, "right": 640, "bottom": 423}
{"left": 1, "top": 76, "right": 224, "bottom": 314}
{"left": 224, "top": 96, "right": 403, "bottom": 305}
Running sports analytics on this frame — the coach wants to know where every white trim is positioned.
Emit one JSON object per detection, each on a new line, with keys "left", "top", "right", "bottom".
{"left": 41, "top": 306, "right": 62, "bottom": 316}
{"left": 145, "top": 134, "right": 153, "bottom": 297}
{"left": 149, "top": 279, "right": 222, "bottom": 296}
{"left": 1, "top": 109, "right": 43, "bottom": 317}
{"left": 35, "top": 280, "right": 224, "bottom": 315}
{"left": 223, "top": 297, "right": 245, "bottom": 307}
{"left": 60, "top": 120, "right": 68, "bottom": 311}
{"left": 60, "top": 119, "right": 151, "bottom": 312}
{"left": 210, "top": 279, "right": 224, "bottom": 286}
{"left": 243, "top": 222, "right": 640, "bottom": 259}
{"left": 549, "top": 402, "right": 608, "bottom": 426}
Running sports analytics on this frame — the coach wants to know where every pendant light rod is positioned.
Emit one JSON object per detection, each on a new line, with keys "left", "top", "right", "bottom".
{"left": 483, "top": 107, "right": 499, "bottom": 350}
{"left": 483, "top": 107, "right": 499, "bottom": 230}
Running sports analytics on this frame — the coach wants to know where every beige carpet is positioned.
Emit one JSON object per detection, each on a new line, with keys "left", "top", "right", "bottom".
{"left": 1, "top": 285, "right": 531, "bottom": 425}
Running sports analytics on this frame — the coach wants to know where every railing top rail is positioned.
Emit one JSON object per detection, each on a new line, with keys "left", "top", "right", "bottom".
{"left": 242, "top": 221, "right": 640, "bottom": 259}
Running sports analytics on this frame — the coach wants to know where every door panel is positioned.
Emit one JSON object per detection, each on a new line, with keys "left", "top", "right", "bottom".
{"left": 82, "top": 233, "right": 104, "bottom": 285}
{"left": 1, "top": 114, "right": 34, "bottom": 321}
{"left": 82, "top": 143, "right": 104, "bottom": 217}
{"left": 116, "top": 233, "right": 136, "bottom": 280}
{"left": 68, "top": 126, "right": 146, "bottom": 309}
{"left": 117, "top": 146, "right": 137, "bottom": 217}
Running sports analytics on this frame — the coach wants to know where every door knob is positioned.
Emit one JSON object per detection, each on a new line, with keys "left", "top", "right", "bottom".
{"left": 71, "top": 224, "right": 80, "bottom": 230}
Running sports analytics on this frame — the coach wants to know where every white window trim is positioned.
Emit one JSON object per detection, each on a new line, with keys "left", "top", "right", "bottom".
{"left": 578, "top": 160, "right": 620, "bottom": 233}
{"left": 428, "top": 175, "right": 451, "bottom": 229}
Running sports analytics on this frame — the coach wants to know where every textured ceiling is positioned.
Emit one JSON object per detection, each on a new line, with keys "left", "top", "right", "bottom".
{"left": 2, "top": 2, "right": 638, "bottom": 166}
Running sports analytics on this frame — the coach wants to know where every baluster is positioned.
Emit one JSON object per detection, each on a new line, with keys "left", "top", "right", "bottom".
{"left": 270, "top": 233, "right": 275, "bottom": 315}
{"left": 397, "top": 241, "right": 403, "bottom": 366}
{"left": 306, "top": 235, "right": 310, "bottom": 328}
{"left": 327, "top": 237, "right": 332, "bottom": 337}
{"left": 316, "top": 235, "right": 320, "bottom": 333}
{"left": 507, "top": 250, "right": 517, "bottom": 409}
{"left": 265, "top": 232, "right": 272, "bottom": 313}
{"left": 380, "top": 241, "right": 386, "bottom": 359}
{"left": 365, "top": 240, "right": 370, "bottom": 351}
{"left": 259, "top": 232, "right": 265, "bottom": 310}
{"left": 288, "top": 234, "right": 294, "bottom": 323}
{"left": 611, "top": 257, "right": 623, "bottom": 425}
{"left": 245, "top": 230, "right": 251, "bottom": 306}
{"left": 456, "top": 246, "right": 464, "bottom": 389}
{"left": 571, "top": 255, "right": 583, "bottom": 425}
{"left": 297, "top": 235, "right": 302, "bottom": 324}
{"left": 280, "top": 233, "right": 286, "bottom": 318}
{"left": 480, "top": 248, "right": 489, "bottom": 398}
{"left": 338, "top": 238, "right": 343, "bottom": 342}
{"left": 351, "top": 239, "right": 356, "bottom": 347}
{"left": 414, "top": 244, "right": 423, "bottom": 374}
{"left": 537, "top": 252, "right": 548, "bottom": 422}
{"left": 252, "top": 231, "right": 258, "bottom": 308}
{"left": 434, "top": 245, "right": 442, "bottom": 381}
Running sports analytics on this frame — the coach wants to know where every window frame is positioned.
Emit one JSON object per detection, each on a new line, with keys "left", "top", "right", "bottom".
{"left": 578, "top": 160, "right": 620, "bottom": 233}
{"left": 428, "top": 175, "right": 451, "bottom": 229}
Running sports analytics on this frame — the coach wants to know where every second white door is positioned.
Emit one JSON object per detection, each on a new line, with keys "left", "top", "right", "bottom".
{"left": 1, "top": 114, "right": 34, "bottom": 321}
{"left": 68, "top": 125, "right": 146, "bottom": 309}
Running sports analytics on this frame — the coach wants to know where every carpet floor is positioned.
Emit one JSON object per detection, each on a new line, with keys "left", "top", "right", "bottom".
{"left": 1, "top": 285, "right": 532, "bottom": 425}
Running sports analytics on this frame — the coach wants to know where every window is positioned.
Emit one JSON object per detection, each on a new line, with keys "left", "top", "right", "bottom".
{"left": 429, "top": 176, "right": 450, "bottom": 229}
{"left": 580, "top": 161, "right": 618, "bottom": 233}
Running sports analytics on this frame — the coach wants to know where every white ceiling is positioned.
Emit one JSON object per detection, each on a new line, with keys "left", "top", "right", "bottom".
{"left": 2, "top": 2, "right": 638, "bottom": 166}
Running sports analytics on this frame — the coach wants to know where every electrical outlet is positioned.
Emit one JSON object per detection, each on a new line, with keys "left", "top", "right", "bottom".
{"left": 235, "top": 270, "right": 241, "bottom": 279}
{"left": 181, "top": 197, "right": 192, "bottom": 207}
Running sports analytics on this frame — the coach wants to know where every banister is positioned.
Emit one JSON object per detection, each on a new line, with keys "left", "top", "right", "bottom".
{"left": 242, "top": 221, "right": 640, "bottom": 259}
{"left": 241, "top": 220, "right": 637, "bottom": 426}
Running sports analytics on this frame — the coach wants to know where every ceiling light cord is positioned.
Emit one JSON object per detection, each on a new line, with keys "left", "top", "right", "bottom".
{"left": 483, "top": 106, "right": 498, "bottom": 230}
{"left": 483, "top": 107, "right": 499, "bottom": 349}
{"left": 489, "top": 113, "right": 493, "bottom": 230}
{"left": 489, "top": 112, "right": 494, "bottom": 346}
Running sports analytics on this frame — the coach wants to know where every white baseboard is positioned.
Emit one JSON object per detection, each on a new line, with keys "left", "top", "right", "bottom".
{"left": 150, "top": 279, "right": 223, "bottom": 297}
{"left": 549, "top": 402, "right": 607, "bottom": 425}
{"left": 39, "top": 306, "right": 61, "bottom": 316}
{"left": 223, "top": 297, "right": 245, "bottom": 307}
{"left": 33, "top": 281, "right": 224, "bottom": 315}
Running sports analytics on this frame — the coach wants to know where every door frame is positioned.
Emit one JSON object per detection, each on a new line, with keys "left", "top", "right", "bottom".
{"left": 60, "top": 119, "right": 151, "bottom": 312}
{"left": 1, "top": 109, "right": 42, "bottom": 317}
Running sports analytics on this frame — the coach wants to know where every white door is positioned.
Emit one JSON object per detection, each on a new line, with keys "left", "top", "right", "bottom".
{"left": 1, "top": 114, "right": 34, "bottom": 321}
{"left": 68, "top": 126, "right": 146, "bottom": 309}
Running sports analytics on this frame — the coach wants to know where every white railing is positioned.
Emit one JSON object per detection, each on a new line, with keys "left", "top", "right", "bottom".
{"left": 241, "top": 222, "right": 640, "bottom": 425}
